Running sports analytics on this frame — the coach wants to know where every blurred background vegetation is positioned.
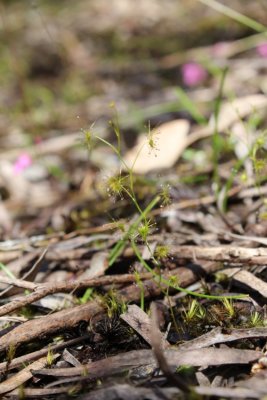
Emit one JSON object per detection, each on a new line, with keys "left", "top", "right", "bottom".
{"left": 1, "top": 0, "right": 266, "bottom": 146}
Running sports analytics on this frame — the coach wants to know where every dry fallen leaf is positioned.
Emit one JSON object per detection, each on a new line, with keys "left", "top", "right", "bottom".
{"left": 209, "top": 94, "right": 267, "bottom": 133}
{"left": 0, "top": 354, "right": 60, "bottom": 395}
{"left": 231, "top": 121, "right": 254, "bottom": 178}
{"left": 187, "top": 94, "right": 267, "bottom": 147}
{"left": 124, "top": 119, "right": 190, "bottom": 173}
{"left": 34, "top": 347, "right": 262, "bottom": 378}
{"left": 179, "top": 327, "right": 267, "bottom": 350}
{"left": 120, "top": 304, "right": 169, "bottom": 348}
{"left": 223, "top": 267, "right": 267, "bottom": 298}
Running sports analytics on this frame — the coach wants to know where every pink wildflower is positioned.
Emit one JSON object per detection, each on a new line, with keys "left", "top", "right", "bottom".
{"left": 13, "top": 153, "right": 32, "bottom": 174}
{"left": 181, "top": 62, "right": 207, "bottom": 87}
{"left": 256, "top": 43, "right": 267, "bottom": 58}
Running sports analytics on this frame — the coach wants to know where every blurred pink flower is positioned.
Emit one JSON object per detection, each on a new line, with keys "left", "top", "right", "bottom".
{"left": 181, "top": 62, "right": 207, "bottom": 87}
{"left": 13, "top": 153, "right": 32, "bottom": 174}
{"left": 257, "top": 43, "right": 267, "bottom": 58}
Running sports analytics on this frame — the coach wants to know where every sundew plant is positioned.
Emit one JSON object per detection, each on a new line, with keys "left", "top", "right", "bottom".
{"left": 82, "top": 110, "right": 246, "bottom": 302}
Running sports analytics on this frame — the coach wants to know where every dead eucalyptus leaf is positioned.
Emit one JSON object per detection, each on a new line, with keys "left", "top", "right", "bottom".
{"left": 124, "top": 119, "right": 189, "bottom": 173}
{"left": 223, "top": 267, "right": 267, "bottom": 298}
{"left": 231, "top": 121, "right": 254, "bottom": 179}
{"left": 34, "top": 348, "right": 262, "bottom": 378}
{"left": 209, "top": 94, "right": 267, "bottom": 133}
{"left": 120, "top": 304, "right": 169, "bottom": 348}
{"left": 0, "top": 354, "right": 60, "bottom": 395}
{"left": 187, "top": 94, "right": 267, "bottom": 147}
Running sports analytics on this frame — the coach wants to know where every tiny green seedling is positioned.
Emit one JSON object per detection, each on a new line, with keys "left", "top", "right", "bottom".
{"left": 79, "top": 288, "right": 94, "bottom": 304}
{"left": 100, "top": 290, "right": 128, "bottom": 318}
{"left": 183, "top": 299, "right": 199, "bottom": 323}
{"left": 249, "top": 311, "right": 263, "bottom": 327}
{"left": 183, "top": 299, "right": 206, "bottom": 323}
{"left": 18, "top": 385, "right": 25, "bottom": 400}
{"left": 46, "top": 346, "right": 54, "bottom": 366}
{"left": 221, "top": 298, "right": 235, "bottom": 319}
{"left": 6, "top": 343, "right": 16, "bottom": 365}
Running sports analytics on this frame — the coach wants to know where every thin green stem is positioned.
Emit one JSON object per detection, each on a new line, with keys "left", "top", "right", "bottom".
{"left": 108, "top": 195, "right": 161, "bottom": 266}
{"left": 198, "top": 0, "right": 267, "bottom": 33}
{"left": 131, "top": 240, "right": 247, "bottom": 300}
{"left": 221, "top": 154, "right": 247, "bottom": 212}
{"left": 96, "top": 135, "right": 144, "bottom": 218}
{"left": 122, "top": 187, "right": 144, "bottom": 217}
{"left": 0, "top": 263, "right": 16, "bottom": 279}
{"left": 166, "top": 286, "right": 182, "bottom": 334}
{"left": 95, "top": 136, "right": 129, "bottom": 171}
{"left": 110, "top": 107, "right": 121, "bottom": 154}
{"left": 212, "top": 67, "right": 228, "bottom": 195}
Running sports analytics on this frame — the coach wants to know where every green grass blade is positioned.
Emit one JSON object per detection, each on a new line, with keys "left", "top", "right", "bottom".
{"left": 198, "top": 0, "right": 267, "bottom": 33}
{"left": 212, "top": 67, "right": 228, "bottom": 194}
{"left": 176, "top": 87, "right": 207, "bottom": 125}
{"left": 0, "top": 262, "right": 16, "bottom": 279}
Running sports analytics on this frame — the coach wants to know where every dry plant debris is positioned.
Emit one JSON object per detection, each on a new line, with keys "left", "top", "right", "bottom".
{"left": 1, "top": 1, "right": 267, "bottom": 399}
